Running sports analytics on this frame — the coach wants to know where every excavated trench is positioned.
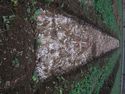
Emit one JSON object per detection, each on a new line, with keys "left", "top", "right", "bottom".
{"left": 0, "top": 1, "right": 121, "bottom": 93}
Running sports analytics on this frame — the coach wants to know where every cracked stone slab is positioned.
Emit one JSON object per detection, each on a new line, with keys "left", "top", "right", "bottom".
{"left": 35, "top": 9, "right": 119, "bottom": 81}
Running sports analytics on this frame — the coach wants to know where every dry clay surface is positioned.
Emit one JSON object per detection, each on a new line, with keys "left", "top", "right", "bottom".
{"left": 35, "top": 10, "right": 119, "bottom": 81}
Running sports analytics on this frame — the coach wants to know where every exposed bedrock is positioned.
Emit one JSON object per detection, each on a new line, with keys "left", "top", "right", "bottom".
{"left": 35, "top": 10, "right": 119, "bottom": 81}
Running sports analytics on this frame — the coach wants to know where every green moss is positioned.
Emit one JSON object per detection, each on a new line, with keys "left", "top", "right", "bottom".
{"left": 12, "top": 57, "right": 20, "bottom": 68}
{"left": 79, "top": 0, "right": 122, "bottom": 38}
{"left": 11, "top": 0, "right": 18, "bottom": 6}
{"left": 111, "top": 61, "right": 121, "bottom": 94}
{"left": 93, "top": 0, "right": 121, "bottom": 37}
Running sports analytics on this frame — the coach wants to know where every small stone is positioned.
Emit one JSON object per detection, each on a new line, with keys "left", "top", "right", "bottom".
{"left": 3, "top": 58, "right": 6, "bottom": 60}
{"left": 5, "top": 81, "right": 10, "bottom": 87}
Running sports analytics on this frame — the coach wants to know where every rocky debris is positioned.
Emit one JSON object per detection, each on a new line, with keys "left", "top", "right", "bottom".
{"left": 35, "top": 10, "right": 119, "bottom": 81}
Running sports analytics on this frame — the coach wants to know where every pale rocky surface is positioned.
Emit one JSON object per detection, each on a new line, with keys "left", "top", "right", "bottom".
{"left": 35, "top": 9, "right": 119, "bottom": 81}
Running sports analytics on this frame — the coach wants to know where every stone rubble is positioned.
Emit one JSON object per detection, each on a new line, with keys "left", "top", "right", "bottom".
{"left": 35, "top": 10, "right": 119, "bottom": 81}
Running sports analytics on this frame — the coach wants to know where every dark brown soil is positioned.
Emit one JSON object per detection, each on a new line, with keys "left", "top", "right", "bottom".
{"left": 0, "top": 2, "right": 36, "bottom": 94}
